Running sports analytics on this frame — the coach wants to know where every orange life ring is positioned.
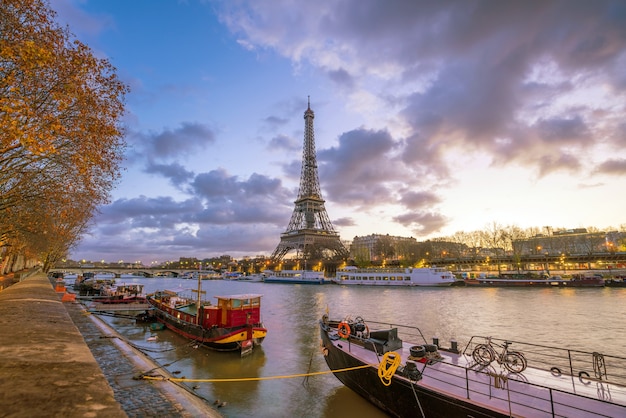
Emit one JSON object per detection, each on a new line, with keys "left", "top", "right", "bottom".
{"left": 338, "top": 321, "right": 351, "bottom": 339}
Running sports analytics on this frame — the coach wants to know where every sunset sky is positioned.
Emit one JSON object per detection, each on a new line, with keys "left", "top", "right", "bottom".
{"left": 50, "top": 0, "right": 626, "bottom": 264}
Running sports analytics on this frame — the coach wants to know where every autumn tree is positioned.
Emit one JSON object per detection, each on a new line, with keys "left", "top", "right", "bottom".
{"left": 394, "top": 239, "right": 419, "bottom": 266}
{"left": 503, "top": 225, "right": 528, "bottom": 272}
{"left": 480, "top": 222, "right": 507, "bottom": 274}
{"left": 373, "top": 235, "right": 395, "bottom": 262}
{"left": 350, "top": 243, "right": 371, "bottom": 267}
{"left": 0, "top": 0, "right": 128, "bottom": 272}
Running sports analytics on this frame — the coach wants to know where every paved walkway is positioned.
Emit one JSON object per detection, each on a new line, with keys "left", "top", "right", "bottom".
{"left": 0, "top": 273, "right": 220, "bottom": 418}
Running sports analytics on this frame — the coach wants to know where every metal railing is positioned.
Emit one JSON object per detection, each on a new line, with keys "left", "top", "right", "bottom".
{"left": 333, "top": 320, "right": 626, "bottom": 417}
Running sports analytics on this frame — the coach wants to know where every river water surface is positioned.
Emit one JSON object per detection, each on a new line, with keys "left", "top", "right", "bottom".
{"left": 73, "top": 276, "right": 626, "bottom": 418}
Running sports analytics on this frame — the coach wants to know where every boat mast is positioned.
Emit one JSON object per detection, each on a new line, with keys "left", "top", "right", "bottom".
{"left": 192, "top": 272, "right": 205, "bottom": 325}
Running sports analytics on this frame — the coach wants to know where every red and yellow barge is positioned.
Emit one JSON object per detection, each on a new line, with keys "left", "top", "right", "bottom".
{"left": 146, "top": 288, "right": 266, "bottom": 355}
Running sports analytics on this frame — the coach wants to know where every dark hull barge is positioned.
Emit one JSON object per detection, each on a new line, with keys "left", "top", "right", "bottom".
{"left": 319, "top": 315, "right": 626, "bottom": 417}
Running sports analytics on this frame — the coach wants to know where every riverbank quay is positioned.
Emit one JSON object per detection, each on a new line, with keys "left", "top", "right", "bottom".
{"left": 0, "top": 273, "right": 221, "bottom": 418}
{"left": 0, "top": 272, "right": 125, "bottom": 417}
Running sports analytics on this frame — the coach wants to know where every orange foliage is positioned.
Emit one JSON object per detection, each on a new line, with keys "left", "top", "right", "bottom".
{"left": 0, "top": 0, "right": 129, "bottom": 270}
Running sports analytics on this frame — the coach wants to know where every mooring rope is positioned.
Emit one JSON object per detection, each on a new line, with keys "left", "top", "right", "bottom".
{"left": 140, "top": 363, "right": 372, "bottom": 382}
{"left": 377, "top": 352, "right": 401, "bottom": 387}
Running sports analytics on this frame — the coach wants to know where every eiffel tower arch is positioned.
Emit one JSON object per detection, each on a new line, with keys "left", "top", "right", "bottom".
{"left": 271, "top": 99, "right": 349, "bottom": 262}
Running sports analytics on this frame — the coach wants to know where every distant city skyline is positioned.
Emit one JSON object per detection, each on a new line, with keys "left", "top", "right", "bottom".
{"left": 66, "top": 224, "right": 624, "bottom": 266}
{"left": 49, "top": 0, "right": 626, "bottom": 264}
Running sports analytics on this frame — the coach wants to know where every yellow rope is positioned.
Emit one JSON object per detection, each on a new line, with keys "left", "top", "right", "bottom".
{"left": 377, "top": 352, "right": 401, "bottom": 387}
{"left": 141, "top": 363, "right": 372, "bottom": 383}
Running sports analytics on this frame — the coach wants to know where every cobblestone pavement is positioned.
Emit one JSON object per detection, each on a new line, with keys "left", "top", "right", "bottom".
{"left": 63, "top": 300, "right": 218, "bottom": 418}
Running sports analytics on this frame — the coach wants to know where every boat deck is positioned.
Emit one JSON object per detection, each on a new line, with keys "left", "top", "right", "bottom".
{"left": 328, "top": 326, "right": 626, "bottom": 417}
{"left": 88, "top": 302, "right": 150, "bottom": 311}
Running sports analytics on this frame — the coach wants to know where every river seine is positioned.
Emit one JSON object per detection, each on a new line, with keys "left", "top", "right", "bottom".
{"left": 80, "top": 276, "right": 626, "bottom": 418}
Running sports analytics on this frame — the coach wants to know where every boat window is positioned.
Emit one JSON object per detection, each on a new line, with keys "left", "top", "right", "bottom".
{"left": 232, "top": 299, "right": 241, "bottom": 308}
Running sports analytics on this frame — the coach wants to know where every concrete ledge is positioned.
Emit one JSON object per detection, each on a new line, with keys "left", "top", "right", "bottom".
{"left": 0, "top": 273, "right": 126, "bottom": 418}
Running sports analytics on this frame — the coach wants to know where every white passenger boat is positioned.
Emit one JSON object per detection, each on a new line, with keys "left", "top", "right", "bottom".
{"left": 263, "top": 270, "right": 325, "bottom": 284}
{"left": 222, "top": 272, "right": 243, "bottom": 280}
{"left": 334, "top": 266, "right": 457, "bottom": 286}
{"left": 237, "top": 271, "right": 270, "bottom": 282}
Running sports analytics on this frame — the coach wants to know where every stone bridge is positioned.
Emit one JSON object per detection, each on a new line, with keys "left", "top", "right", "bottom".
{"left": 48, "top": 267, "right": 212, "bottom": 278}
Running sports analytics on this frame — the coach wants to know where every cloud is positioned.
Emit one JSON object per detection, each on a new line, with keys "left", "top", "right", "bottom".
{"left": 594, "top": 158, "right": 626, "bottom": 175}
{"left": 535, "top": 116, "right": 591, "bottom": 146}
{"left": 263, "top": 115, "right": 289, "bottom": 127}
{"left": 537, "top": 153, "right": 582, "bottom": 178}
{"left": 268, "top": 134, "right": 300, "bottom": 151}
{"left": 333, "top": 217, "right": 356, "bottom": 227}
{"left": 327, "top": 67, "right": 354, "bottom": 88}
{"left": 129, "top": 122, "right": 217, "bottom": 161}
{"left": 399, "top": 191, "right": 442, "bottom": 209}
{"left": 319, "top": 128, "right": 400, "bottom": 205}
{"left": 217, "top": 0, "right": 626, "bottom": 182}
{"left": 76, "top": 179, "right": 292, "bottom": 262}
{"left": 393, "top": 211, "right": 448, "bottom": 236}
{"left": 95, "top": 196, "right": 204, "bottom": 228}
{"left": 144, "top": 162, "right": 195, "bottom": 186}
{"left": 190, "top": 169, "right": 292, "bottom": 224}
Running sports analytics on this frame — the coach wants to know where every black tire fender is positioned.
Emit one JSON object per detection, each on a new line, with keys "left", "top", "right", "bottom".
{"left": 579, "top": 371, "right": 591, "bottom": 384}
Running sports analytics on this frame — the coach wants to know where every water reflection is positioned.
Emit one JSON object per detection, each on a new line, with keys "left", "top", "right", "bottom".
{"left": 323, "top": 386, "right": 388, "bottom": 418}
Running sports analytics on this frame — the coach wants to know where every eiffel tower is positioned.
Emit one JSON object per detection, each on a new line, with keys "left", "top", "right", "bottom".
{"left": 271, "top": 98, "right": 349, "bottom": 262}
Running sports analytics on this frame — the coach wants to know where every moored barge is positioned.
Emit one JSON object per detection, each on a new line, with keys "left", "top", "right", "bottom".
{"left": 146, "top": 278, "right": 266, "bottom": 355}
{"left": 320, "top": 315, "right": 626, "bottom": 417}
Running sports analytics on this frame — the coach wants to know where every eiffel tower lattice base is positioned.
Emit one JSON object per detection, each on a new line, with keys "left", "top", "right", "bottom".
{"left": 271, "top": 229, "right": 348, "bottom": 262}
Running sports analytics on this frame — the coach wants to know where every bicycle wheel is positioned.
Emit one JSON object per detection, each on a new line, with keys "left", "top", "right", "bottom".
{"left": 504, "top": 351, "right": 527, "bottom": 373}
{"left": 472, "top": 344, "right": 494, "bottom": 366}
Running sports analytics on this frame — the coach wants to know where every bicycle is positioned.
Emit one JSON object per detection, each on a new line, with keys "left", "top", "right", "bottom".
{"left": 472, "top": 337, "right": 528, "bottom": 373}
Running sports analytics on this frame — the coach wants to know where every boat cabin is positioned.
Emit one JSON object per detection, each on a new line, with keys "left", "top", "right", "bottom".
{"left": 200, "top": 294, "right": 263, "bottom": 328}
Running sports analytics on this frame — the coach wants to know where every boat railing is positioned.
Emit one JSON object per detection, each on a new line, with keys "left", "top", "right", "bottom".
{"left": 464, "top": 336, "right": 626, "bottom": 388}
{"left": 155, "top": 289, "right": 211, "bottom": 305}
{"left": 421, "top": 357, "right": 623, "bottom": 417}
{"left": 363, "top": 320, "right": 429, "bottom": 345}
{"left": 356, "top": 322, "right": 626, "bottom": 388}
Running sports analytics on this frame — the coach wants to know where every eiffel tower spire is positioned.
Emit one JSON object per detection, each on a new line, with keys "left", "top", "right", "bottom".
{"left": 271, "top": 98, "right": 349, "bottom": 262}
